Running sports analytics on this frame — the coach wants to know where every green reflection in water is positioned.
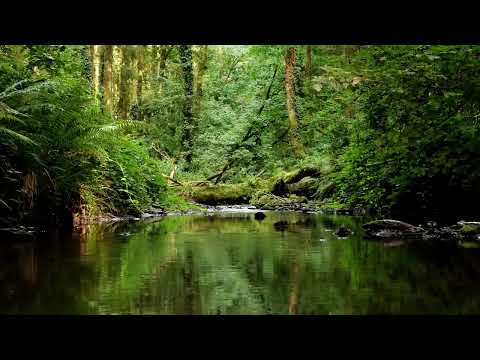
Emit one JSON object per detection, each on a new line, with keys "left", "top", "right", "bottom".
{"left": 1, "top": 212, "right": 480, "bottom": 314}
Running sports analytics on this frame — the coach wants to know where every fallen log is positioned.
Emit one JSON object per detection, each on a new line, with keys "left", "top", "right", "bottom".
{"left": 162, "top": 174, "right": 183, "bottom": 186}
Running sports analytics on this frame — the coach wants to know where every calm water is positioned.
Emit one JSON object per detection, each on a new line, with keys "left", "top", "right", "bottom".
{"left": 1, "top": 211, "right": 480, "bottom": 315}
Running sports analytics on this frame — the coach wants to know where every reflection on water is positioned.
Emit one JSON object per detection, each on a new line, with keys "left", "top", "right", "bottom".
{"left": 1, "top": 212, "right": 480, "bottom": 314}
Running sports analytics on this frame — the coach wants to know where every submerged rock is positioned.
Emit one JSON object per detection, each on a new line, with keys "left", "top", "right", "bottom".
{"left": 423, "top": 226, "right": 461, "bottom": 243}
{"left": 0, "top": 227, "right": 36, "bottom": 241}
{"left": 273, "top": 220, "right": 289, "bottom": 231}
{"left": 336, "top": 209, "right": 354, "bottom": 216}
{"left": 383, "top": 240, "right": 405, "bottom": 248}
{"left": 254, "top": 212, "right": 266, "bottom": 220}
{"left": 335, "top": 227, "right": 353, "bottom": 237}
{"left": 459, "top": 241, "right": 480, "bottom": 249}
{"left": 362, "top": 218, "right": 480, "bottom": 247}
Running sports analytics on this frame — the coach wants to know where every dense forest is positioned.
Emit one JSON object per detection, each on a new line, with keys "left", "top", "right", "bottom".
{"left": 2, "top": 45, "right": 480, "bottom": 229}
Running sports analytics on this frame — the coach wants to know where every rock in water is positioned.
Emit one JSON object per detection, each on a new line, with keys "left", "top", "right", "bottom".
{"left": 0, "top": 227, "right": 36, "bottom": 241}
{"left": 274, "top": 220, "right": 289, "bottom": 231}
{"left": 336, "top": 209, "right": 353, "bottom": 216}
{"left": 362, "top": 219, "right": 424, "bottom": 240}
{"left": 254, "top": 212, "right": 266, "bottom": 220}
{"left": 457, "top": 221, "right": 480, "bottom": 235}
{"left": 336, "top": 227, "right": 352, "bottom": 237}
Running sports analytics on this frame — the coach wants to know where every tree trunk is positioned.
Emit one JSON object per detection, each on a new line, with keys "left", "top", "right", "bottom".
{"left": 102, "top": 45, "right": 114, "bottom": 114}
{"left": 206, "top": 65, "right": 278, "bottom": 184}
{"left": 157, "top": 45, "right": 170, "bottom": 79}
{"left": 193, "top": 45, "right": 208, "bottom": 116}
{"left": 136, "top": 45, "right": 145, "bottom": 118}
{"left": 305, "top": 46, "right": 312, "bottom": 77}
{"left": 179, "top": 45, "right": 194, "bottom": 165}
{"left": 89, "top": 45, "right": 103, "bottom": 99}
{"left": 118, "top": 46, "right": 134, "bottom": 119}
{"left": 344, "top": 45, "right": 361, "bottom": 64}
{"left": 285, "top": 47, "right": 304, "bottom": 158}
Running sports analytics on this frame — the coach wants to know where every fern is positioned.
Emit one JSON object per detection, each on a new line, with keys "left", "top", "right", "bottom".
{"left": 0, "top": 126, "right": 36, "bottom": 145}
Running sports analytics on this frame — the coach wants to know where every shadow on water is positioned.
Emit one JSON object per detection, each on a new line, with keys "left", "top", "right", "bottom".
{"left": 1, "top": 211, "right": 480, "bottom": 314}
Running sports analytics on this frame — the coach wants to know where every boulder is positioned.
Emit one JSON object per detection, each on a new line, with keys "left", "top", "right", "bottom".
{"left": 254, "top": 212, "right": 266, "bottom": 220}
{"left": 457, "top": 221, "right": 480, "bottom": 235}
{"left": 287, "top": 177, "right": 318, "bottom": 198}
{"left": 362, "top": 219, "right": 424, "bottom": 240}
{"left": 336, "top": 227, "right": 353, "bottom": 237}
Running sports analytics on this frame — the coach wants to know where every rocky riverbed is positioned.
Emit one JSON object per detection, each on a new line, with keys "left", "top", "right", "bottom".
{"left": 3, "top": 203, "right": 480, "bottom": 249}
{"left": 362, "top": 219, "right": 480, "bottom": 248}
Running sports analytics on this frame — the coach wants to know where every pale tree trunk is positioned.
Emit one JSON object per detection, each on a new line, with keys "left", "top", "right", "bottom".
{"left": 102, "top": 45, "right": 114, "bottom": 114}
{"left": 285, "top": 47, "right": 304, "bottom": 158}
{"left": 193, "top": 45, "right": 208, "bottom": 116}
{"left": 179, "top": 45, "right": 194, "bottom": 165}
{"left": 113, "top": 45, "right": 122, "bottom": 114}
{"left": 136, "top": 45, "right": 145, "bottom": 118}
{"left": 89, "top": 45, "right": 103, "bottom": 99}
{"left": 118, "top": 45, "right": 134, "bottom": 119}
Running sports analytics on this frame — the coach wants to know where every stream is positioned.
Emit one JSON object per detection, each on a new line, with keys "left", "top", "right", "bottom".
{"left": 1, "top": 208, "right": 480, "bottom": 314}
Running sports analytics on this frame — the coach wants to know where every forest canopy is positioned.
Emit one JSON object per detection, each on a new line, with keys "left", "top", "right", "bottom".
{"left": 1, "top": 45, "right": 480, "bottom": 227}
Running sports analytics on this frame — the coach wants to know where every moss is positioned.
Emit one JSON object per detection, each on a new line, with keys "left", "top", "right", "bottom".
{"left": 283, "top": 166, "right": 322, "bottom": 184}
{"left": 287, "top": 176, "right": 319, "bottom": 197}
{"left": 460, "top": 223, "right": 480, "bottom": 235}
{"left": 250, "top": 193, "right": 307, "bottom": 208}
{"left": 188, "top": 183, "right": 253, "bottom": 205}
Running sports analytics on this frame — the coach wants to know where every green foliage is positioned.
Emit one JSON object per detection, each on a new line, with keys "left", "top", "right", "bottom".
{"left": 3, "top": 44, "right": 480, "bottom": 224}
{"left": 187, "top": 183, "right": 253, "bottom": 205}
{"left": 332, "top": 46, "right": 480, "bottom": 216}
{"left": 0, "top": 45, "right": 178, "bottom": 225}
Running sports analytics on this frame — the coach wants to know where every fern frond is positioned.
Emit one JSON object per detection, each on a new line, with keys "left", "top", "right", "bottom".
{"left": 0, "top": 101, "right": 29, "bottom": 117}
{"left": 0, "top": 111, "right": 26, "bottom": 125}
{"left": 0, "top": 78, "right": 47, "bottom": 101}
{"left": 0, "top": 126, "right": 37, "bottom": 145}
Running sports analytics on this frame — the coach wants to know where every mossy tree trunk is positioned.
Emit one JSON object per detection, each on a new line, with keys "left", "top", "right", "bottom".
{"left": 102, "top": 45, "right": 114, "bottom": 114}
{"left": 118, "top": 45, "right": 135, "bottom": 120}
{"left": 135, "top": 45, "right": 145, "bottom": 119}
{"left": 193, "top": 45, "right": 208, "bottom": 116}
{"left": 285, "top": 47, "right": 304, "bottom": 158}
{"left": 179, "top": 45, "right": 194, "bottom": 166}
{"left": 157, "top": 45, "right": 171, "bottom": 79}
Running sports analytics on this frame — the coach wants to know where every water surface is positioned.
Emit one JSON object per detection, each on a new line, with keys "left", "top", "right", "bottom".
{"left": 1, "top": 211, "right": 480, "bottom": 314}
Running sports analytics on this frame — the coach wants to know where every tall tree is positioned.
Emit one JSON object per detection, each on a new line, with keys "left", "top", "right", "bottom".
{"left": 157, "top": 45, "right": 172, "bottom": 79}
{"left": 118, "top": 45, "right": 135, "bottom": 119}
{"left": 193, "top": 45, "right": 208, "bottom": 115}
{"left": 179, "top": 45, "right": 194, "bottom": 165}
{"left": 284, "top": 47, "right": 304, "bottom": 158}
{"left": 102, "top": 45, "right": 114, "bottom": 114}
{"left": 136, "top": 45, "right": 145, "bottom": 115}
{"left": 89, "top": 45, "right": 103, "bottom": 99}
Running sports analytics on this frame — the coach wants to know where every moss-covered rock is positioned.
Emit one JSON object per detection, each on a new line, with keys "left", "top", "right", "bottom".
{"left": 458, "top": 222, "right": 480, "bottom": 235}
{"left": 188, "top": 183, "right": 252, "bottom": 205}
{"left": 250, "top": 193, "right": 307, "bottom": 209}
{"left": 268, "top": 166, "right": 322, "bottom": 197}
{"left": 288, "top": 176, "right": 319, "bottom": 197}
{"left": 283, "top": 166, "right": 322, "bottom": 184}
